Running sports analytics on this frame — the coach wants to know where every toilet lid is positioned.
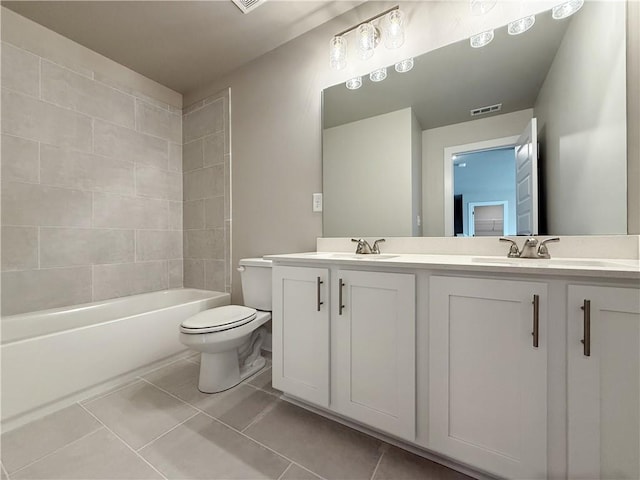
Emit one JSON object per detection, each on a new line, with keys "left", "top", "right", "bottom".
{"left": 180, "top": 305, "right": 257, "bottom": 334}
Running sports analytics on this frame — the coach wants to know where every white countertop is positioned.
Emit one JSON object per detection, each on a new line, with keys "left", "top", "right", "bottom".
{"left": 266, "top": 252, "right": 640, "bottom": 280}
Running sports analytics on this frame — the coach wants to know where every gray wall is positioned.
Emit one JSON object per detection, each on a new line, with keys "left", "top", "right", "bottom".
{"left": 323, "top": 108, "right": 417, "bottom": 237}
{"left": 534, "top": 0, "right": 627, "bottom": 235}
{"left": 182, "top": 91, "right": 231, "bottom": 293}
{"left": 1, "top": 10, "right": 183, "bottom": 315}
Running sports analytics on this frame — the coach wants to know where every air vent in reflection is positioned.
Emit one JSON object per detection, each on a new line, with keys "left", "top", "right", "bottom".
{"left": 470, "top": 103, "right": 502, "bottom": 117}
{"left": 231, "top": 0, "right": 265, "bottom": 14}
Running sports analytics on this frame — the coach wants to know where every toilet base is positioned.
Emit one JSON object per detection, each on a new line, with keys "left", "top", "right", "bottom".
{"left": 198, "top": 352, "right": 266, "bottom": 393}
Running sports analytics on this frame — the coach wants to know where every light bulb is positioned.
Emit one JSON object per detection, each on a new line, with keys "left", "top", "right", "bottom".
{"left": 370, "top": 67, "right": 387, "bottom": 82}
{"left": 357, "top": 23, "right": 376, "bottom": 60}
{"left": 329, "top": 36, "right": 347, "bottom": 70}
{"left": 345, "top": 77, "right": 362, "bottom": 90}
{"left": 508, "top": 15, "right": 535, "bottom": 35}
{"left": 470, "top": 0, "right": 496, "bottom": 16}
{"left": 552, "top": 0, "right": 584, "bottom": 19}
{"left": 470, "top": 30, "right": 494, "bottom": 48}
{"left": 395, "top": 58, "right": 414, "bottom": 73}
{"left": 385, "top": 9, "right": 405, "bottom": 49}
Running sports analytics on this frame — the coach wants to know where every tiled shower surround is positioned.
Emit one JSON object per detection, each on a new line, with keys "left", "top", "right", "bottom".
{"left": 0, "top": 25, "right": 232, "bottom": 316}
{"left": 182, "top": 92, "right": 232, "bottom": 293}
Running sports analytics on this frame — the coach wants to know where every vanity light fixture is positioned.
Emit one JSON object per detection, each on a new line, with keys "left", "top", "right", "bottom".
{"left": 552, "top": 0, "right": 584, "bottom": 19}
{"left": 370, "top": 67, "right": 388, "bottom": 82}
{"left": 470, "top": 29, "right": 495, "bottom": 48}
{"left": 345, "top": 76, "right": 363, "bottom": 90}
{"left": 508, "top": 15, "right": 536, "bottom": 35}
{"left": 329, "top": 6, "right": 406, "bottom": 71}
{"left": 395, "top": 58, "right": 414, "bottom": 73}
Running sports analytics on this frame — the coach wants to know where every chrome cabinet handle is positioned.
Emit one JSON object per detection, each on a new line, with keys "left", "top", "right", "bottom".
{"left": 339, "top": 278, "right": 345, "bottom": 315}
{"left": 581, "top": 299, "right": 591, "bottom": 356}
{"left": 532, "top": 294, "right": 540, "bottom": 348}
{"left": 316, "top": 277, "right": 324, "bottom": 312}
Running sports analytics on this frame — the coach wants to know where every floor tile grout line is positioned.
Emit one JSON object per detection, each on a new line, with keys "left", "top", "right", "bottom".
{"left": 136, "top": 377, "right": 327, "bottom": 480}
{"left": 1, "top": 462, "right": 9, "bottom": 480}
{"left": 369, "top": 449, "right": 386, "bottom": 480}
{"left": 135, "top": 411, "right": 200, "bottom": 452}
{"left": 275, "top": 462, "right": 293, "bottom": 480}
{"left": 76, "top": 403, "right": 168, "bottom": 480}
{"left": 290, "top": 461, "right": 329, "bottom": 480}
{"left": 240, "top": 399, "right": 280, "bottom": 433}
{"left": 6, "top": 425, "right": 104, "bottom": 477}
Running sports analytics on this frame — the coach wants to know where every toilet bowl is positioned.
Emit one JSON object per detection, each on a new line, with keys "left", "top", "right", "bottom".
{"left": 179, "top": 258, "right": 272, "bottom": 393}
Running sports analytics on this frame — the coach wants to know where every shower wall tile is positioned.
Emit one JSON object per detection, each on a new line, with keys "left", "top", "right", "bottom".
{"left": 182, "top": 89, "right": 230, "bottom": 293}
{"left": 204, "top": 197, "right": 224, "bottom": 228}
{"left": 168, "top": 143, "right": 182, "bottom": 173}
{"left": 184, "top": 229, "right": 224, "bottom": 260}
{"left": 1, "top": 134, "right": 39, "bottom": 184}
{"left": 0, "top": 42, "right": 184, "bottom": 315}
{"left": 183, "top": 259, "right": 205, "bottom": 290}
{"left": 93, "top": 261, "right": 168, "bottom": 301}
{"left": 1, "top": 88, "right": 92, "bottom": 152}
{"left": 135, "top": 165, "right": 182, "bottom": 201}
{"left": 2, "top": 181, "right": 92, "bottom": 227}
{"left": 182, "top": 98, "right": 223, "bottom": 143}
{"left": 136, "top": 230, "right": 182, "bottom": 261}
{"left": 1, "top": 42, "right": 39, "bottom": 97}
{"left": 92, "top": 193, "right": 168, "bottom": 230}
{"left": 1, "top": 267, "right": 92, "bottom": 315}
{"left": 136, "top": 99, "right": 182, "bottom": 143}
{"left": 40, "top": 145, "right": 135, "bottom": 195}
{"left": 183, "top": 139, "right": 203, "bottom": 172}
{"left": 203, "top": 131, "right": 224, "bottom": 167}
{"left": 1, "top": 226, "right": 38, "bottom": 272}
{"left": 41, "top": 61, "right": 135, "bottom": 129}
{"left": 184, "top": 200, "right": 205, "bottom": 230}
{"left": 168, "top": 201, "right": 183, "bottom": 231}
{"left": 39, "top": 228, "right": 134, "bottom": 268}
{"left": 204, "top": 259, "right": 225, "bottom": 292}
{"left": 168, "top": 259, "right": 184, "bottom": 288}
{"left": 93, "top": 120, "right": 168, "bottom": 170}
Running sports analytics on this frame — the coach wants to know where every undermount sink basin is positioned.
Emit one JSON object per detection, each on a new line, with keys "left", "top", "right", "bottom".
{"left": 329, "top": 253, "right": 400, "bottom": 260}
{"left": 471, "top": 257, "right": 631, "bottom": 268}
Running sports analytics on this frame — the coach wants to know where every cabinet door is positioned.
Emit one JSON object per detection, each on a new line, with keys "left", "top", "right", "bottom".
{"left": 333, "top": 270, "right": 415, "bottom": 440}
{"left": 429, "top": 276, "right": 548, "bottom": 479}
{"left": 272, "top": 266, "right": 329, "bottom": 407}
{"left": 568, "top": 285, "right": 640, "bottom": 479}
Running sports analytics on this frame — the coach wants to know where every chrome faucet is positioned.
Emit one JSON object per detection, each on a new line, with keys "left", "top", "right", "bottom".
{"left": 536, "top": 237, "right": 560, "bottom": 259}
{"left": 351, "top": 238, "right": 385, "bottom": 254}
{"left": 352, "top": 238, "right": 373, "bottom": 254}
{"left": 372, "top": 238, "right": 385, "bottom": 254}
{"left": 499, "top": 237, "right": 560, "bottom": 259}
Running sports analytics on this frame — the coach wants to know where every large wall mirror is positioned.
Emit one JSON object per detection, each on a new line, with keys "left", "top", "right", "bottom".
{"left": 322, "top": 1, "right": 628, "bottom": 237}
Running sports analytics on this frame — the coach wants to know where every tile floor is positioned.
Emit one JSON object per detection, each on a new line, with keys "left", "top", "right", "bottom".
{"left": 1, "top": 352, "right": 473, "bottom": 480}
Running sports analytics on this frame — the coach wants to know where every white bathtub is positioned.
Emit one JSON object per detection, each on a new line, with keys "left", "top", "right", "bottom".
{"left": 1, "top": 288, "right": 230, "bottom": 430}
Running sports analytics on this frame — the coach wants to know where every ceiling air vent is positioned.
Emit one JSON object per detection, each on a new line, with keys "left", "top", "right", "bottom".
{"left": 231, "top": 0, "right": 265, "bottom": 14}
{"left": 470, "top": 103, "right": 502, "bottom": 117}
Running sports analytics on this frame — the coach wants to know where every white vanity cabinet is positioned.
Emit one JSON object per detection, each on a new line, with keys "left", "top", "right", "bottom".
{"left": 428, "top": 276, "right": 549, "bottom": 479}
{"left": 272, "top": 266, "right": 330, "bottom": 407}
{"left": 332, "top": 269, "right": 415, "bottom": 440}
{"left": 567, "top": 285, "right": 640, "bottom": 480}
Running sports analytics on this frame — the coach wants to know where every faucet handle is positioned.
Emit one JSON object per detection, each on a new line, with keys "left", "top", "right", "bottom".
{"left": 537, "top": 237, "right": 560, "bottom": 259}
{"left": 351, "top": 238, "right": 372, "bottom": 254}
{"left": 372, "top": 239, "right": 386, "bottom": 254}
{"left": 499, "top": 237, "right": 521, "bottom": 258}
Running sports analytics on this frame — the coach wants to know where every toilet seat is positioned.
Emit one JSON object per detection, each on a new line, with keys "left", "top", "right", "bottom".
{"left": 180, "top": 305, "right": 257, "bottom": 334}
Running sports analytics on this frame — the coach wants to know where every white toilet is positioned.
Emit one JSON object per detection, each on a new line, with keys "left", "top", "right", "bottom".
{"left": 179, "top": 258, "right": 272, "bottom": 393}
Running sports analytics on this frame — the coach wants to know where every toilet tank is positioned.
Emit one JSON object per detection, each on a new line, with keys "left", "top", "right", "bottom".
{"left": 238, "top": 258, "right": 272, "bottom": 311}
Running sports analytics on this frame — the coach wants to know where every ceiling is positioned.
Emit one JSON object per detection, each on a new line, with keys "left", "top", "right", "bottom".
{"left": 2, "top": 0, "right": 362, "bottom": 94}
{"left": 323, "top": 11, "right": 571, "bottom": 130}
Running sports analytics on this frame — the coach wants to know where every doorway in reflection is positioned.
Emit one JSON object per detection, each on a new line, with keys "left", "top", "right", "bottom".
{"left": 453, "top": 147, "right": 516, "bottom": 237}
